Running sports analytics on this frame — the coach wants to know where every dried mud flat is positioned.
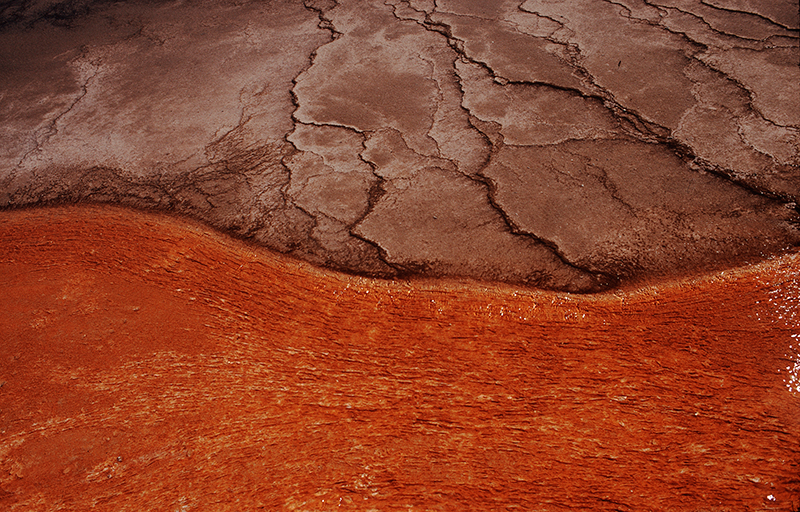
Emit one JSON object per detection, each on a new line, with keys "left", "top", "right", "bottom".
{"left": 0, "top": 204, "right": 798, "bottom": 510}
{"left": 1, "top": 0, "right": 799, "bottom": 290}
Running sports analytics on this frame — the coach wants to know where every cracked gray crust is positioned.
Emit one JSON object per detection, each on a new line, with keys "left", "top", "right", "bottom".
{"left": 0, "top": 0, "right": 798, "bottom": 292}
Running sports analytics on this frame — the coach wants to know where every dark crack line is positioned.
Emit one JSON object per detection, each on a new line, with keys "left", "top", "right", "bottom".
{"left": 599, "top": 0, "right": 713, "bottom": 54}
{"left": 292, "top": 117, "right": 368, "bottom": 136}
{"left": 276, "top": 151, "right": 306, "bottom": 239}
{"left": 282, "top": 118, "right": 395, "bottom": 258}
{"left": 622, "top": 1, "right": 723, "bottom": 42}
{"left": 603, "top": 0, "right": 655, "bottom": 20}
{"left": 450, "top": 128, "right": 621, "bottom": 287}
{"left": 349, "top": 211, "right": 409, "bottom": 279}
{"left": 519, "top": 1, "right": 799, "bottom": 203}
{"left": 290, "top": 121, "right": 368, "bottom": 154}
{"left": 699, "top": 0, "right": 800, "bottom": 32}
{"left": 490, "top": 76, "right": 669, "bottom": 142}
{"left": 514, "top": 2, "right": 572, "bottom": 32}
{"left": 204, "top": 117, "right": 253, "bottom": 168}
{"left": 686, "top": 53, "right": 799, "bottom": 130}
{"left": 687, "top": 8, "right": 796, "bottom": 43}
{"left": 286, "top": 0, "right": 343, "bottom": 137}
{"left": 384, "top": 0, "right": 428, "bottom": 23}
{"left": 207, "top": 79, "right": 273, "bottom": 151}
{"left": 289, "top": 1, "right": 403, "bottom": 277}
{"left": 689, "top": 155, "right": 800, "bottom": 204}
{"left": 395, "top": 4, "right": 617, "bottom": 126}
{"left": 433, "top": 7, "right": 675, "bottom": 142}
{"left": 457, "top": 112, "right": 495, "bottom": 174}
{"left": 287, "top": 200, "right": 325, "bottom": 247}
{"left": 7, "top": 164, "right": 181, "bottom": 215}
{"left": 349, "top": 137, "right": 404, "bottom": 277}
{"left": 13, "top": 18, "right": 164, "bottom": 172}
{"left": 382, "top": 2, "right": 638, "bottom": 286}
{"left": 659, "top": 122, "right": 800, "bottom": 206}
{"left": 415, "top": 52, "right": 451, "bottom": 162}
{"left": 387, "top": 2, "right": 494, "bottom": 179}
{"left": 584, "top": 162, "right": 639, "bottom": 216}
{"left": 303, "top": 0, "right": 343, "bottom": 39}
{"left": 731, "top": 109, "right": 800, "bottom": 166}
{"left": 515, "top": 3, "right": 710, "bottom": 141}
{"left": 642, "top": 0, "right": 796, "bottom": 46}
{"left": 475, "top": 169, "right": 619, "bottom": 290}
{"left": 319, "top": 0, "right": 795, "bottom": 287}
{"left": 436, "top": 4, "right": 795, "bottom": 283}
{"left": 291, "top": 1, "right": 494, "bottom": 277}
{"left": 505, "top": 7, "right": 571, "bottom": 46}
{"left": 280, "top": 0, "right": 343, "bottom": 243}
{"left": 16, "top": 63, "right": 98, "bottom": 170}
{"left": 469, "top": 155, "right": 621, "bottom": 288}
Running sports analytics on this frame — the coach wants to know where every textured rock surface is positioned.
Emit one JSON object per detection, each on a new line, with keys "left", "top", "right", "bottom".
{"left": 1, "top": 0, "right": 799, "bottom": 290}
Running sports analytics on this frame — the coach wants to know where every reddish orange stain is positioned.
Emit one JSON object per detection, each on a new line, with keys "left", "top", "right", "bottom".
{"left": 0, "top": 205, "right": 798, "bottom": 510}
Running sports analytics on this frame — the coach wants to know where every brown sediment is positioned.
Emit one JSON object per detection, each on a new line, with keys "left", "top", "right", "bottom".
{"left": 0, "top": 204, "right": 798, "bottom": 510}
{"left": 2, "top": 0, "right": 798, "bottom": 291}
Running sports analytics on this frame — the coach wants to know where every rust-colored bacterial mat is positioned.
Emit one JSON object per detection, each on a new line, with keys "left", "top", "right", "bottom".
{"left": 0, "top": 205, "right": 798, "bottom": 510}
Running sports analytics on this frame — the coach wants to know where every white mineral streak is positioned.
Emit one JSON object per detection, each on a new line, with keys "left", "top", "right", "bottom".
{"left": 764, "top": 255, "right": 800, "bottom": 395}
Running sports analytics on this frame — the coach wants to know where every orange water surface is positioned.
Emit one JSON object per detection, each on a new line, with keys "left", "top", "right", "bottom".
{"left": 0, "top": 205, "right": 798, "bottom": 510}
